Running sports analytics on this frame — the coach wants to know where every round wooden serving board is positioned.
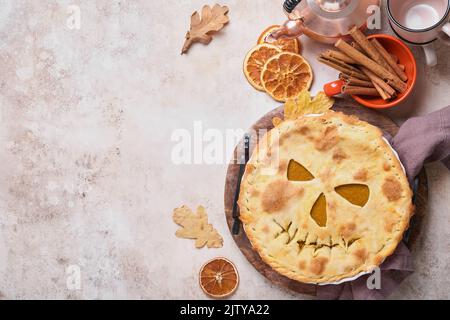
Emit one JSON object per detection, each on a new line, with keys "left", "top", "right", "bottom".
{"left": 224, "top": 101, "right": 428, "bottom": 296}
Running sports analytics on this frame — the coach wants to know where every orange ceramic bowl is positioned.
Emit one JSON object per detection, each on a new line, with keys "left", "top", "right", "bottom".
{"left": 325, "top": 34, "right": 417, "bottom": 109}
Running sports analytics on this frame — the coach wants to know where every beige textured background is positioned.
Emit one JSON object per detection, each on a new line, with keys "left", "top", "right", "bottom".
{"left": 0, "top": 0, "right": 449, "bottom": 299}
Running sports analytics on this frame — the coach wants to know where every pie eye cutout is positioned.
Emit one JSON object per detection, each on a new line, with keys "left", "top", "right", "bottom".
{"left": 287, "top": 160, "right": 315, "bottom": 181}
{"left": 310, "top": 193, "right": 327, "bottom": 227}
{"left": 335, "top": 184, "right": 370, "bottom": 207}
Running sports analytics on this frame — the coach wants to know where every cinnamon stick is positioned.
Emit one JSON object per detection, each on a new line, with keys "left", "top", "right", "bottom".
{"left": 349, "top": 26, "right": 398, "bottom": 76}
{"left": 319, "top": 54, "right": 362, "bottom": 74}
{"left": 371, "top": 38, "right": 408, "bottom": 81}
{"left": 373, "top": 82, "right": 391, "bottom": 100}
{"left": 335, "top": 40, "right": 407, "bottom": 93}
{"left": 386, "top": 78, "right": 407, "bottom": 93}
{"left": 339, "top": 74, "right": 374, "bottom": 87}
{"left": 360, "top": 66, "right": 396, "bottom": 96}
{"left": 350, "top": 40, "right": 404, "bottom": 72}
{"left": 355, "top": 41, "right": 404, "bottom": 72}
{"left": 348, "top": 79, "right": 375, "bottom": 88}
{"left": 351, "top": 41, "right": 363, "bottom": 52}
{"left": 342, "top": 85, "right": 380, "bottom": 97}
{"left": 318, "top": 57, "right": 370, "bottom": 81}
{"left": 389, "top": 55, "right": 405, "bottom": 72}
{"left": 323, "top": 50, "right": 357, "bottom": 64}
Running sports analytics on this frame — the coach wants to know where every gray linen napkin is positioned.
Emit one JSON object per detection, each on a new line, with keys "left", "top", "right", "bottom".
{"left": 317, "top": 106, "right": 450, "bottom": 300}
{"left": 393, "top": 106, "right": 450, "bottom": 183}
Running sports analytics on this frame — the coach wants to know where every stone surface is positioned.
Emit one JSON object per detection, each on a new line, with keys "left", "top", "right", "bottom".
{"left": 0, "top": 0, "right": 448, "bottom": 299}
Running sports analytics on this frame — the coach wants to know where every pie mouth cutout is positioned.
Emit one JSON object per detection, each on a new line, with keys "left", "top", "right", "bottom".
{"left": 272, "top": 218, "right": 361, "bottom": 254}
{"left": 287, "top": 160, "right": 370, "bottom": 228}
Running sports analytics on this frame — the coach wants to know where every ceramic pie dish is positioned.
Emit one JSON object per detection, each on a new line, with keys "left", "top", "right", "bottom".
{"left": 238, "top": 111, "right": 414, "bottom": 284}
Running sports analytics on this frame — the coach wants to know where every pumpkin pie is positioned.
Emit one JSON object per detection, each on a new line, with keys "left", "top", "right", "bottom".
{"left": 239, "top": 111, "right": 414, "bottom": 284}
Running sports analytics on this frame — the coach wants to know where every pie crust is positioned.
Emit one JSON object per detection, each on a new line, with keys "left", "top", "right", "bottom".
{"left": 239, "top": 111, "right": 414, "bottom": 284}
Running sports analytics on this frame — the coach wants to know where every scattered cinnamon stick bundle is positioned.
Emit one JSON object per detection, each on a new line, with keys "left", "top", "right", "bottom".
{"left": 348, "top": 27, "right": 398, "bottom": 77}
{"left": 318, "top": 28, "right": 409, "bottom": 101}
{"left": 335, "top": 40, "right": 407, "bottom": 93}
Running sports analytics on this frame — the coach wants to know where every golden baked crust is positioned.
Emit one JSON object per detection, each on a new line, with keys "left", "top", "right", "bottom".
{"left": 239, "top": 111, "right": 414, "bottom": 284}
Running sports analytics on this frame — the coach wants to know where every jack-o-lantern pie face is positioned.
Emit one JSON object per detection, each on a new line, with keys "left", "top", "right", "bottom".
{"left": 239, "top": 112, "right": 414, "bottom": 284}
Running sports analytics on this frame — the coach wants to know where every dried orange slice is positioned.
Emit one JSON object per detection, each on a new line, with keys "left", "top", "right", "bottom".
{"left": 261, "top": 52, "right": 313, "bottom": 102}
{"left": 199, "top": 257, "right": 239, "bottom": 298}
{"left": 243, "top": 44, "right": 282, "bottom": 91}
{"left": 257, "top": 25, "right": 301, "bottom": 53}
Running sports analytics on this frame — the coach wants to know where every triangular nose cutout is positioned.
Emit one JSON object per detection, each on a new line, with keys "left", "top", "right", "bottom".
{"left": 310, "top": 193, "right": 327, "bottom": 227}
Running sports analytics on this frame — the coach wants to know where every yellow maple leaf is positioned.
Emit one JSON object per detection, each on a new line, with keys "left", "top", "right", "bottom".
{"left": 308, "top": 91, "right": 335, "bottom": 114}
{"left": 272, "top": 116, "right": 283, "bottom": 127}
{"left": 283, "top": 90, "right": 334, "bottom": 122}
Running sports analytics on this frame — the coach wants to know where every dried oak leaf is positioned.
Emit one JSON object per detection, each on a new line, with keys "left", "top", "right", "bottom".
{"left": 181, "top": 4, "right": 230, "bottom": 54}
{"left": 173, "top": 205, "right": 223, "bottom": 249}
